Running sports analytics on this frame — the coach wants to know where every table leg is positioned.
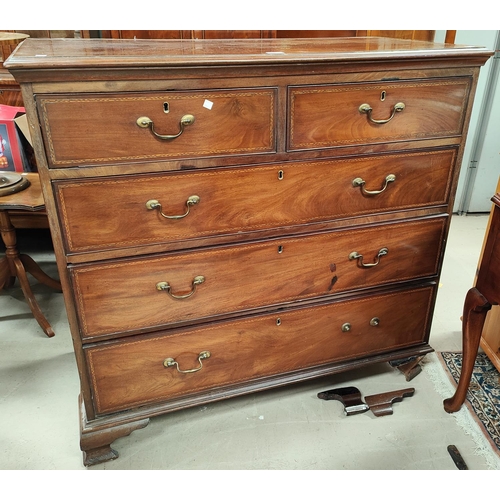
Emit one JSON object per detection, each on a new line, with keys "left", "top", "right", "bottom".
{"left": 0, "top": 256, "right": 15, "bottom": 289}
{"left": 20, "top": 254, "right": 62, "bottom": 291}
{"left": 443, "top": 287, "right": 491, "bottom": 413}
{"left": 13, "top": 257, "right": 55, "bottom": 337}
{"left": 0, "top": 210, "right": 59, "bottom": 337}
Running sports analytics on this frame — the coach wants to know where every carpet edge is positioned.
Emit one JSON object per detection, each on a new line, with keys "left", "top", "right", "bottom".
{"left": 424, "top": 352, "right": 500, "bottom": 470}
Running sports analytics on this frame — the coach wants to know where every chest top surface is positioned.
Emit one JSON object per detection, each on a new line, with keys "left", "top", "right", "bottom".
{"left": 4, "top": 37, "right": 493, "bottom": 74}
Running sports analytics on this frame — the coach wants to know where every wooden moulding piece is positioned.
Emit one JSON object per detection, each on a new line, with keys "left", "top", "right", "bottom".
{"left": 317, "top": 386, "right": 370, "bottom": 415}
{"left": 447, "top": 445, "right": 468, "bottom": 470}
{"left": 389, "top": 355, "right": 425, "bottom": 381}
{"left": 364, "top": 388, "right": 415, "bottom": 417}
{"left": 318, "top": 386, "right": 415, "bottom": 417}
{"left": 79, "top": 395, "right": 149, "bottom": 467}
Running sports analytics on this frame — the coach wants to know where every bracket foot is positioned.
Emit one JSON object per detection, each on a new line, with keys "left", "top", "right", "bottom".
{"left": 318, "top": 386, "right": 415, "bottom": 417}
{"left": 79, "top": 395, "right": 149, "bottom": 466}
{"left": 389, "top": 355, "right": 425, "bottom": 381}
{"left": 317, "top": 386, "right": 369, "bottom": 415}
{"left": 365, "top": 388, "right": 415, "bottom": 416}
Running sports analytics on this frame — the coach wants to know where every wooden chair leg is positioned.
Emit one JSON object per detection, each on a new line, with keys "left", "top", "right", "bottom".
{"left": 443, "top": 287, "right": 491, "bottom": 413}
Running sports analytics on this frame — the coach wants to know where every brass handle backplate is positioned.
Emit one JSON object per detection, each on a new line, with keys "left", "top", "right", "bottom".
{"left": 136, "top": 113, "right": 195, "bottom": 140}
{"left": 146, "top": 195, "right": 200, "bottom": 219}
{"left": 164, "top": 351, "right": 211, "bottom": 374}
{"left": 349, "top": 247, "right": 388, "bottom": 268}
{"left": 156, "top": 275, "right": 205, "bottom": 300}
{"left": 352, "top": 174, "right": 396, "bottom": 196}
{"left": 359, "top": 102, "right": 405, "bottom": 124}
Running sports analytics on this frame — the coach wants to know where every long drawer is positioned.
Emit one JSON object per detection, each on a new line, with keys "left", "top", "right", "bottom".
{"left": 85, "top": 285, "right": 435, "bottom": 415}
{"left": 55, "top": 149, "right": 456, "bottom": 254}
{"left": 289, "top": 78, "right": 470, "bottom": 150}
{"left": 71, "top": 217, "right": 446, "bottom": 338}
{"left": 37, "top": 89, "right": 276, "bottom": 167}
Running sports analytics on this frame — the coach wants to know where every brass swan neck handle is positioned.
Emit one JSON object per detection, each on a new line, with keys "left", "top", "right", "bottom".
{"left": 136, "top": 114, "right": 195, "bottom": 140}
{"left": 359, "top": 102, "right": 405, "bottom": 124}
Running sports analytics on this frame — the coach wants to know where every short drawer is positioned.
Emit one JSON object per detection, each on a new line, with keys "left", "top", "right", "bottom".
{"left": 71, "top": 217, "right": 446, "bottom": 338}
{"left": 55, "top": 149, "right": 456, "bottom": 254}
{"left": 85, "top": 285, "right": 435, "bottom": 415}
{"left": 37, "top": 89, "right": 276, "bottom": 167}
{"left": 288, "top": 78, "right": 470, "bottom": 150}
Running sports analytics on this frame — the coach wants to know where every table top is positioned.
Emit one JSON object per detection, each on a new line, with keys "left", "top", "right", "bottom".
{"left": 0, "top": 173, "right": 45, "bottom": 211}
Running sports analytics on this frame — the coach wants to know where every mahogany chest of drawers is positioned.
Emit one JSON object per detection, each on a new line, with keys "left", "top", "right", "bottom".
{"left": 5, "top": 37, "right": 492, "bottom": 466}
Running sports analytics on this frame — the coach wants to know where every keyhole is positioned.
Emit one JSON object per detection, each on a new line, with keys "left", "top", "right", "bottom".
{"left": 278, "top": 245, "right": 284, "bottom": 254}
{"left": 276, "top": 318, "right": 281, "bottom": 326}
{"left": 163, "top": 102, "right": 169, "bottom": 113}
{"left": 278, "top": 170, "right": 284, "bottom": 180}
{"left": 380, "top": 91, "right": 386, "bottom": 101}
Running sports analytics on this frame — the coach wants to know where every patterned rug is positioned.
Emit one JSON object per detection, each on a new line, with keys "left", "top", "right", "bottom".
{"left": 438, "top": 351, "right": 500, "bottom": 458}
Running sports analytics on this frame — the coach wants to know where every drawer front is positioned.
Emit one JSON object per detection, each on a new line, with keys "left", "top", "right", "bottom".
{"left": 85, "top": 285, "right": 435, "bottom": 415}
{"left": 37, "top": 89, "right": 276, "bottom": 167}
{"left": 55, "top": 149, "right": 455, "bottom": 254}
{"left": 72, "top": 217, "right": 446, "bottom": 338}
{"left": 289, "top": 78, "right": 470, "bottom": 150}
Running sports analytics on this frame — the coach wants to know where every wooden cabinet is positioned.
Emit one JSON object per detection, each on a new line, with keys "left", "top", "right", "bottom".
{"left": 5, "top": 36, "right": 492, "bottom": 466}
{"left": 479, "top": 177, "right": 500, "bottom": 372}
{"left": 0, "top": 70, "right": 23, "bottom": 106}
{"left": 444, "top": 187, "right": 500, "bottom": 412}
{"left": 0, "top": 33, "right": 27, "bottom": 111}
